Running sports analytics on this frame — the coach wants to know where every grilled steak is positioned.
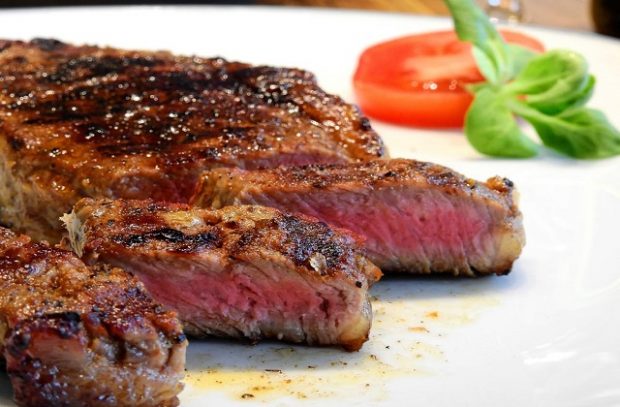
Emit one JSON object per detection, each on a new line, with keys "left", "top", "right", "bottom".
{"left": 0, "top": 227, "right": 187, "bottom": 407}
{"left": 63, "top": 199, "right": 382, "bottom": 351}
{"left": 0, "top": 38, "right": 385, "bottom": 242}
{"left": 192, "top": 159, "right": 525, "bottom": 276}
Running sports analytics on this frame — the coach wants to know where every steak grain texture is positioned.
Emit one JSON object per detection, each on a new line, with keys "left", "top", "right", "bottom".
{"left": 64, "top": 199, "right": 382, "bottom": 351}
{"left": 192, "top": 159, "right": 525, "bottom": 276}
{"left": 0, "top": 227, "right": 187, "bottom": 407}
{"left": 0, "top": 38, "right": 385, "bottom": 242}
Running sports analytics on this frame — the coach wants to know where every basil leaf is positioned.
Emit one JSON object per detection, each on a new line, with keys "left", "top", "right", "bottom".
{"left": 510, "top": 101, "right": 620, "bottom": 158}
{"left": 465, "top": 88, "right": 538, "bottom": 158}
{"left": 445, "top": 0, "right": 511, "bottom": 84}
{"left": 527, "top": 74, "right": 595, "bottom": 115}
{"left": 504, "top": 50, "right": 588, "bottom": 96}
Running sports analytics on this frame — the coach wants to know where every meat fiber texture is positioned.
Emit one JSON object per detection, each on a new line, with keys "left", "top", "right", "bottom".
{"left": 192, "top": 159, "right": 526, "bottom": 276}
{"left": 63, "top": 199, "right": 382, "bottom": 351}
{"left": 0, "top": 38, "right": 385, "bottom": 242}
{"left": 0, "top": 227, "right": 187, "bottom": 407}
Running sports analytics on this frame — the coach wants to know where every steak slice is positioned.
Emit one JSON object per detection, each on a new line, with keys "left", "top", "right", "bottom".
{"left": 63, "top": 199, "right": 382, "bottom": 351}
{"left": 0, "top": 38, "right": 385, "bottom": 242}
{"left": 191, "top": 159, "right": 525, "bottom": 276}
{"left": 0, "top": 227, "right": 187, "bottom": 407}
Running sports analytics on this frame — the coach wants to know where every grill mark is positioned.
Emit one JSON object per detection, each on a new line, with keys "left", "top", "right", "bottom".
{"left": 276, "top": 215, "right": 344, "bottom": 271}
{"left": 7, "top": 311, "right": 82, "bottom": 357}
{"left": 13, "top": 72, "right": 288, "bottom": 157}
{"left": 44, "top": 311, "right": 82, "bottom": 338}
{"left": 8, "top": 136, "right": 25, "bottom": 151}
{"left": 235, "top": 230, "right": 256, "bottom": 249}
{"left": 42, "top": 55, "right": 162, "bottom": 84}
{"left": 112, "top": 227, "right": 222, "bottom": 253}
{"left": 30, "top": 38, "right": 66, "bottom": 52}
{"left": 259, "top": 159, "right": 487, "bottom": 193}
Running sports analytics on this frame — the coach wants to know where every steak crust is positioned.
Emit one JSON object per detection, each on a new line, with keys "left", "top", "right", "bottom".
{"left": 64, "top": 199, "right": 381, "bottom": 351}
{"left": 0, "top": 38, "right": 385, "bottom": 242}
{"left": 192, "top": 159, "right": 526, "bottom": 276}
{"left": 0, "top": 227, "right": 187, "bottom": 407}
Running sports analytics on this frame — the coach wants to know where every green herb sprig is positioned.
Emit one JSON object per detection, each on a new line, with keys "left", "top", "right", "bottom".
{"left": 445, "top": 0, "right": 620, "bottom": 159}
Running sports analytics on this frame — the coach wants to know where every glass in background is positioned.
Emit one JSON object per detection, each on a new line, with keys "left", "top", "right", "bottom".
{"left": 485, "top": 0, "right": 523, "bottom": 23}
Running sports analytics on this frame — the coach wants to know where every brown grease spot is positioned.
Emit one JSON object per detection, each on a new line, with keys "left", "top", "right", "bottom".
{"left": 408, "top": 326, "right": 430, "bottom": 333}
{"left": 426, "top": 311, "right": 439, "bottom": 319}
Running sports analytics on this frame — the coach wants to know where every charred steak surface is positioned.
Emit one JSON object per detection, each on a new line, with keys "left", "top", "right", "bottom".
{"left": 193, "top": 159, "right": 525, "bottom": 276}
{"left": 64, "top": 199, "right": 381, "bottom": 351}
{"left": 0, "top": 227, "right": 187, "bottom": 407}
{"left": 0, "top": 38, "right": 385, "bottom": 241}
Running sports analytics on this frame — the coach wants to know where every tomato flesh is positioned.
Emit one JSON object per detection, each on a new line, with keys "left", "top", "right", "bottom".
{"left": 353, "top": 30, "right": 545, "bottom": 128}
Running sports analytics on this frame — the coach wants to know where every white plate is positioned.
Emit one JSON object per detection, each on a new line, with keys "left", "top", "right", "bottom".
{"left": 1, "top": 6, "right": 619, "bottom": 407}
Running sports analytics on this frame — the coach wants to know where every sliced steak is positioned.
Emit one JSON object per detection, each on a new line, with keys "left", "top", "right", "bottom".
{"left": 192, "top": 159, "right": 525, "bottom": 276}
{"left": 0, "top": 227, "right": 187, "bottom": 407}
{"left": 63, "top": 199, "right": 382, "bottom": 351}
{"left": 0, "top": 38, "right": 385, "bottom": 242}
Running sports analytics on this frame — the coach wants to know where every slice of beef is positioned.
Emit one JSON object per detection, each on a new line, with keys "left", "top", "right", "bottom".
{"left": 0, "top": 227, "right": 187, "bottom": 407}
{"left": 63, "top": 199, "right": 382, "bottom": 351}
{"left": 191, "top": 159, "right": 525, "bottom": 276}
{"left": 0, "top": 38, "right": 385, "bottom": 242}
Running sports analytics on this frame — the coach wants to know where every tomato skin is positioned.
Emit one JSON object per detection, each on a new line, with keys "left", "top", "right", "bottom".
{"left": 354, "top": 81, "right": 474, "bottom": 128}
{"left": 353, "top": 30, "right": 545, "bottom": 128}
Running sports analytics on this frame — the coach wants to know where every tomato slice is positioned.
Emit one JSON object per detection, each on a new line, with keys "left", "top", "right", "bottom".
{"left": 353, "top": 30, "right": 545, "bottom": 128}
